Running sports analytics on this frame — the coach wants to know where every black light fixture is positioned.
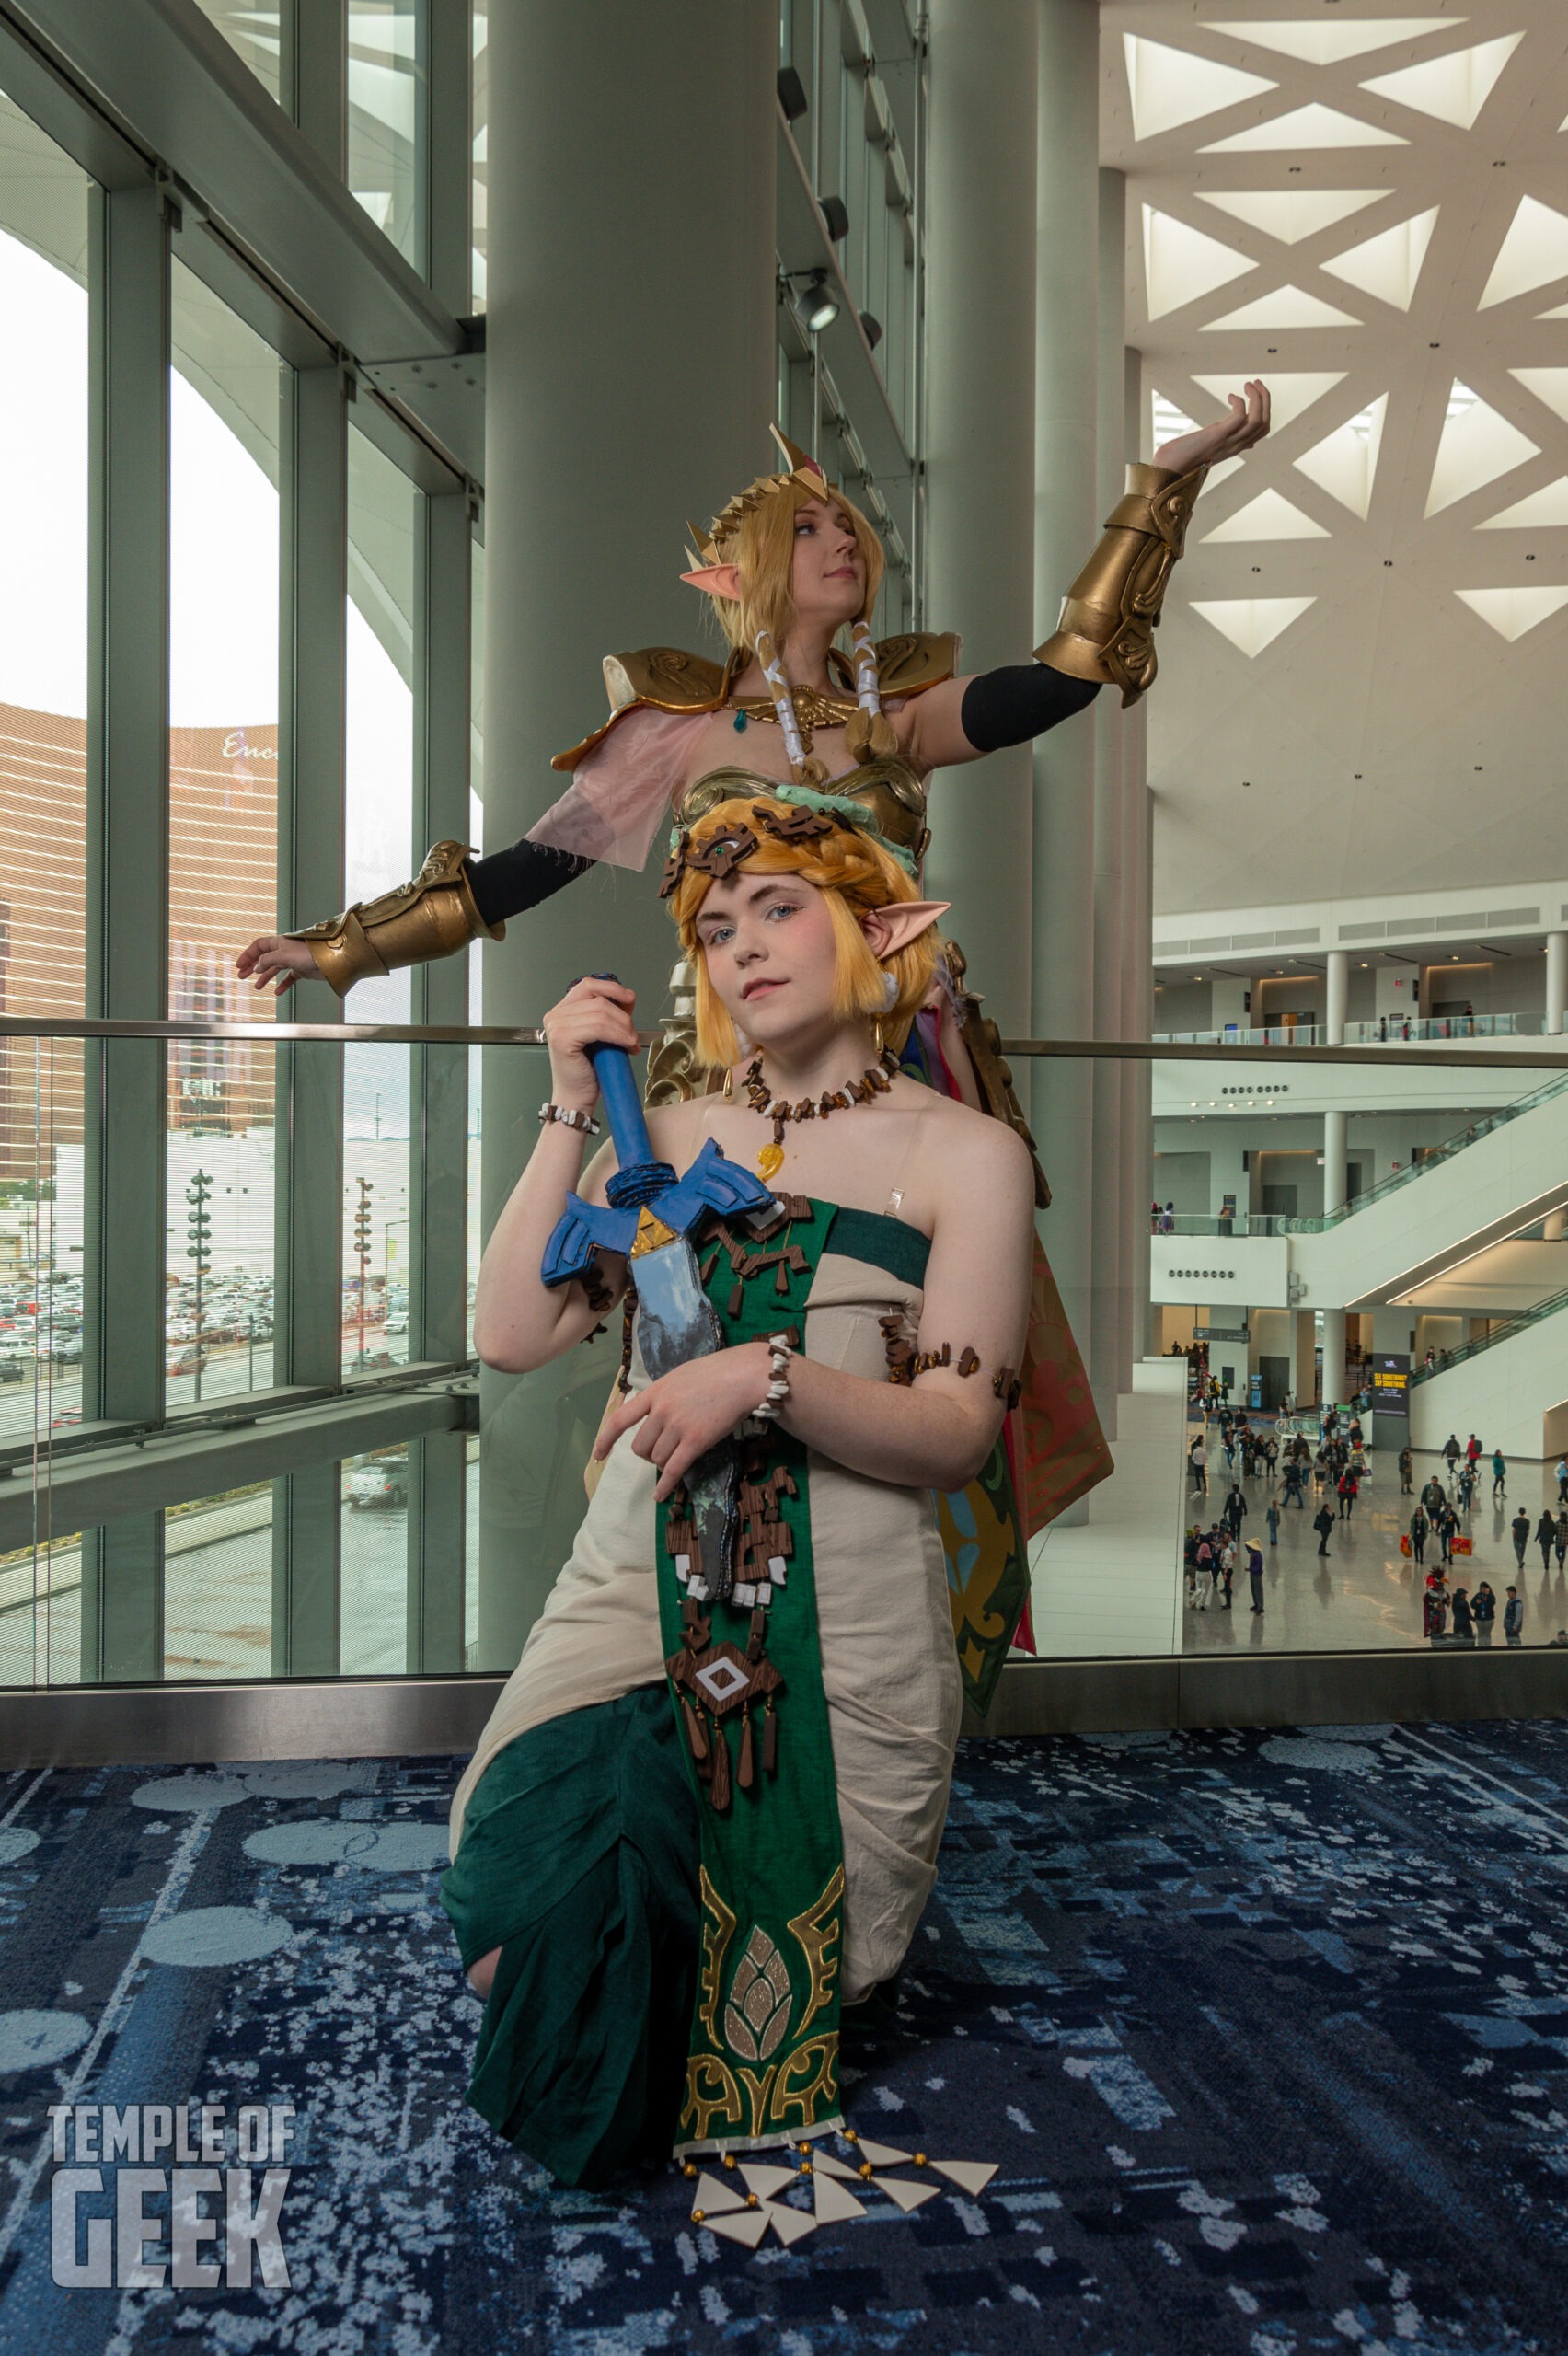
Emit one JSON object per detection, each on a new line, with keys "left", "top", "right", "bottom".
{"left": 790, "top": 268, "right": 839, "bottom": 335}
{"left": 859, "top": 309, "right": 883, "bottom": 350}
{"left": 818, "top": 193, "right": 849, "bottom": 243}
{"left": 777, "top": 65, "right": 809, "bottom": 122}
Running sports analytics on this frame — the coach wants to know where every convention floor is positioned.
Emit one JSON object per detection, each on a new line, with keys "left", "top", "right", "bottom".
{"left": 3, "top": 1722, "right": 1566, "bottom": 2353}
{"left": 1183, "top": 1438, "right": 1568, "bottom": 1654}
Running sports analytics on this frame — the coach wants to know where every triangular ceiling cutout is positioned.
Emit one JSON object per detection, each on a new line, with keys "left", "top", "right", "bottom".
{"left": 1143, "top": 206, "right": 1256, "bottom": 318}
{"left": 1479, "top": 477, "right": 1568, "bottom": 528}
{"left": 1201, "top": 489, "right": 1331, "bottom": 542}
{"left": 1479, "top": 197, "right": 1568, "bottom": 309}
{"left": 1189, "top": 597, "right": 1317, "bottom": 656}
{"left": 1123, "top": 35, "right": 1277, "bottom": 141}
{"left": 1509, "top": 368, "right": 1568, "bottom": 428}
{"left": 1360, "top": 33, "right": 1522, "bottom": 128}
{"left": 1537, "top": 299, "right": 1568, "bottom": 318}
{"left": 1195, "top": 189, "right": 1387, "bottom": 246}
{"left": 1320, "top": 207, "right": 1438, "bottom": 311}
{"left": 1454, "top": 586, "right": 1568, "bottom": 642}
{"left": 1294, "top": 396, "right": 1389, "bottom": 518}
{"left": 1426, "top": 385, "right": 1539, "bottom": 515}
{"left": 1201, "top": 103, "right": 1408, "bottom": 153}
{"left": 1202, "top": 283, "right": 1361, "bottom": 330}
{"left": 1205, "top": 19, "right": 1461, "bottom": 67}
{"left": 1193, "top": 370, "right": 1346, "bottom": 433}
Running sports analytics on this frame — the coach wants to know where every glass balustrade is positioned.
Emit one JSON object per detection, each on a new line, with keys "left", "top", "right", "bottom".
{"left": 5, "top": 1024, "right": 1568, "bottom": 1692}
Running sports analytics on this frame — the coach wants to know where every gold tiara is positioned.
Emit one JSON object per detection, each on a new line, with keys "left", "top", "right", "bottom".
{"left": 684, "top": 425, "right": 838, "bottom": 569}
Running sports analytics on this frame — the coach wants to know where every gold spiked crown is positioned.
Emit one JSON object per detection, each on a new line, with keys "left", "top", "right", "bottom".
{"left": 683, "top": 425, "right": 837, "bottom": 571}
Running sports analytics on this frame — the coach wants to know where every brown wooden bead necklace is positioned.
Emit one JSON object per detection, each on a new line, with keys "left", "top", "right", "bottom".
{"left": 742, "top": 1047, "right": 899, "bottom": 1182}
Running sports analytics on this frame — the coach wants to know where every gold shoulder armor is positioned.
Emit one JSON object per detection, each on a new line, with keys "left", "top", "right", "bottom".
{"left": 874, "top": 630, "right": 961, "bottom": 698}
{"left": 553, "top": 646, "right": 734, "bottom": 771}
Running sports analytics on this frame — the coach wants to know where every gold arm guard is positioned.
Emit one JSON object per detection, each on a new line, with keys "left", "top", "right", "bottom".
{"left": 1034, "top": 461, "right": 1208, "bottom": 708}
{"left": 288, "top": 838, "right": 503, "bottom": 997}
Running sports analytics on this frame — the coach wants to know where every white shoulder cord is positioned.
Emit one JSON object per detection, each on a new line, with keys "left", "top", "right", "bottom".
{"left": 753, "top": 629, "right": 819, "bottom": 784}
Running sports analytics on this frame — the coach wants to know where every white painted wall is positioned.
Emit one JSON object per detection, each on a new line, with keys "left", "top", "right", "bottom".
{"left": 1026, "top": 1357, "right": 1188, "bottom": 1657}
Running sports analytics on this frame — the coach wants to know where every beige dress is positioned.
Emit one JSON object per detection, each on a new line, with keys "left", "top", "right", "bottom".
{"left": 450, "top": 1225, "right": 963, "bottom": 2004}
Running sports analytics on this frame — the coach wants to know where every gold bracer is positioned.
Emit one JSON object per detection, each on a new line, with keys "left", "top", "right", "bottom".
{"left": 288, "top": 838, "right": 502, "bottom": 996}
{"left": 1035, "top": 461, "right": 1208, "bottom": 707}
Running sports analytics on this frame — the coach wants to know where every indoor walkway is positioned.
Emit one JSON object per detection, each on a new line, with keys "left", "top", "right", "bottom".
{"left": 2, "top": 1721, "right": 1565, "bottom": 2353}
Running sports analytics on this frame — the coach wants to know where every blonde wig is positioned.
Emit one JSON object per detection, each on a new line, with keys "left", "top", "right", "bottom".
{"left": 705, "top": 478, "right": 886, "bottom": 660}
{"left": 670, "top": 795, "right": 937, "bottom": 1071}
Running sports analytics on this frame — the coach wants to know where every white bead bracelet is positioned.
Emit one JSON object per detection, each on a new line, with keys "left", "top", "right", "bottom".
{"left": 538, "top": 1101, "right": 601, "bottom": 1136}
{"left": 752, "top": 1333, "right": 794, "bottom": 1423}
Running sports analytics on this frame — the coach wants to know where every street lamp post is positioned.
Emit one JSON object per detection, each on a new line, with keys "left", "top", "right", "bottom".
{"left": 352, "top": 1177, "right": 374, "bottom": 1369}
{"left": 186, "top": 1169, "right": 213, "bottom": 1403}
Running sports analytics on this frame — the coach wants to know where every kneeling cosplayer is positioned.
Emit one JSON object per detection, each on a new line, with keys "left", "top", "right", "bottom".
{"left": 440, "top": 791, "right": 1035, "bottom": 2186}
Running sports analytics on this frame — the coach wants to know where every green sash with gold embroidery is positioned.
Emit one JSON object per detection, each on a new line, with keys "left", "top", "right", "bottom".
{"left": 656, "top": 1198, "right": 846, "bottom": 2158}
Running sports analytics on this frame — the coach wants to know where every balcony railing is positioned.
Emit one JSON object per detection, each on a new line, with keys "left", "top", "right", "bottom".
{"left": 1410, "top": 1286, "right": 1568, "bottom": 1385}
{"left": 1153, "top": 1014, "right": 1532, "bottom": 1048}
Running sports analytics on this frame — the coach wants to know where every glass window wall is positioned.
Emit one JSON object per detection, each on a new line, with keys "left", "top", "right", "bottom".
{"left": 190, "top": 3, "right": 286, "bottom": 104}
{"left": 343, "top": 422, "right": 421, "bottom": 1375}
{"left": 167, "top": 263, "right": 286, "bottom": 1404}
{"left": 348, "top": 0, "right": 428, "bottom": 272}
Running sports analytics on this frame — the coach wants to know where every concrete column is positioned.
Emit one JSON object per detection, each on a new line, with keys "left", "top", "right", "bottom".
{"left": 1320, "top": 1307, "right": 1346, "bottom": 1415}
{"left": 925, "top": 0, "right": 1038, "bottom": 1040}
{"left": 1546, "top": 930, "right": 1566, "bottom": 1035}
{"left": 1089, "top": 167, "right": 1126, "bottom": 1435}
{"left": 1031, "top": 0, "right": 1100, "bottom": 1395}
{"left": 1325, "top": 948, "right": 1349, "bottom": 1045}
{"left": 1322, "top": 1107, "right": 1348, "bottom": 1218}
{"left": 477, "top": 3, "right": 776, "bottom": 1669}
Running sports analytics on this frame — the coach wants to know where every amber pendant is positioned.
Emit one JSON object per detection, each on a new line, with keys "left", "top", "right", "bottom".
{"left": 757, "top": 1140, "right": 785, "bottom": 1183}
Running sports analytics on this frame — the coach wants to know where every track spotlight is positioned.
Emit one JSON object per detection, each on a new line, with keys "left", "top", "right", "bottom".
{"left": 858, "top": 309, "right": 883, "bottom": 350}
{"left": 818, "top": 193, "right": 849, "bottom": 243}
{"left": 790, "top": 269, "right": 839, "bottom": 335}
{"left": 777, "top": 66, "right": 808, "bottom": 122}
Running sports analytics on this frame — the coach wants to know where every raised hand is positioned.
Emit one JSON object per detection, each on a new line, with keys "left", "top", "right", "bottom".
{"left": 1155, "top": 380, "right": 1271, "bottom": 476}
{"left": 537, "top": 973, "right": 639, "bottom": 1114}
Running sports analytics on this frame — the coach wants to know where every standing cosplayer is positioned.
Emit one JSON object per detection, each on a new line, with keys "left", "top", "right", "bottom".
{"left": 440, "top": 792, "right": 1035, "bottom": 2182}
{"left": 237, "top": 389, "right": 1269, "bottom": 1601}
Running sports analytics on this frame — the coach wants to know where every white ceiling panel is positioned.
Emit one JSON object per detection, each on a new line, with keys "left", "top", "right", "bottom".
{"left": 1102, "top": 0, "right": 1568, "bottom": 917}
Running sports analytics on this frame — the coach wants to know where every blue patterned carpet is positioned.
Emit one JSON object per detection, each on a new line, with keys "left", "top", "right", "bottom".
{"left": 1, "top": 1720, "right": 1566, "bottom": 2354}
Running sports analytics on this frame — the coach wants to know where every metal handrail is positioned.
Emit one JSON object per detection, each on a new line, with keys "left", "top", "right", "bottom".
{"left": 1410, "top": 1286, "right": 1568, "bottom": 1384}
{"left": 7, "top": 1015, "right": 1568, "bottom": 1071}
{"left": 1275, "top": 1064, "right": 1568, "bottom": 1234}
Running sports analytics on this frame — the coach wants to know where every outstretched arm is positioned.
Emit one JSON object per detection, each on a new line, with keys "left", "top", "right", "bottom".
{"left": 901, "top": 379, "right": 1271, "bottom": 772}
{"left": 236, "top": 835, "right": 594, "bottom": 998}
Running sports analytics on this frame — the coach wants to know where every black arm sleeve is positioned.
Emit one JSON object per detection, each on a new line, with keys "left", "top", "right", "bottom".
{"left": 464, "top": 837, "right": 595, "bottom": 929}
{"left": 958, "top": 662, "right": 1101, "bottom": 754}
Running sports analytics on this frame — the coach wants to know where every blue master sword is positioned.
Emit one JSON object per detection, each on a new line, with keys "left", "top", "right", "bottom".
{"left": 539, "top": 985, "right": 780, "bottom": 1596}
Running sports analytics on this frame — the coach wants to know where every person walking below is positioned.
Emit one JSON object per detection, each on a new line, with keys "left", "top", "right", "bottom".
{"left": 1218, "top": 1538, "right": 1236, "bottom": 1611}
{"left": 1493, "top": 1449, "right": 1507, "bottom": 1499}
{"left": 1247, "top": 1536, "right": 1265, "bottom": 1614}
{"left": 1466, "top": 1433, "right": 1482, "bottom": 1472}
{"left": 1191, "top": 1437, "right": 1208, "bottom": 1496}
{"left": 1472, "top": 1581, "right": 1496, "bottom": 1642}
{"left": 1557, "top": 1454, "right": 1568, "bottom": 1505}
{"left": 1422, "top": 1476, "right": 1446, "bottom": 1519}
{"left": 1194, "top": 1533, "right": 1215, "bottom": 1609}
{"left": 1443, "top": 1434, "right": 1461, "bottom": 1478}
{"left": 1505, "top": 1586, "right": 1524, "bottom": 1646}
{"left": 1450, "top": 1586, "right": 1475, "bottom": 1644}
{"left": 1313, "top": 1503, "right": 1334, "bottom": 1558}
{"left": 1555, "top": 1509, "right": 1567, "bottom": 1571}
{"left": 1266, "top": 1498, "right": 1281, "bottom": 1546}
{"left": 1512, "top": 1506, "right": 1531, "bottom": 1569}
{"left": 1409, "top": 1506, "right": 1427, "bottom": 1565}
{"left": 1399, "top": 1443, "right": 1413, "bottom": 1495}
{"left": 1437, "top": 1502, "right": 1457, "bottom": 1566}
{"left": 1537, "top": 1509, "right": 1556, "bottom": 1572}
{"left": 1337, "top": 1469, "right": 1359, "bottom": 1523}
{"left": 1224, "top": 1483, "right": 1247, "bottom": 1537}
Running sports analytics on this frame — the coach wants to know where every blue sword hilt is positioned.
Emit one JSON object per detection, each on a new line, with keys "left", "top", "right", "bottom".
{"left": 538, "top": 975, "right": 779, "bottom": 1289}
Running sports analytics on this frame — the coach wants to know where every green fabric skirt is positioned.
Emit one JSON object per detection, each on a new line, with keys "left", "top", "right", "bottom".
{"left": 438, "top": 1683, "right": 701, "bottom": 2189}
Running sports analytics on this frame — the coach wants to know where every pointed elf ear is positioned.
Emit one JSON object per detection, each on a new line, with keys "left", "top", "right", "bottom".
{"left": 861, "top": 900, "right": 950, "bottom": 959}
{"left": 680, "top": 561, "right": 744, "bottom": 601}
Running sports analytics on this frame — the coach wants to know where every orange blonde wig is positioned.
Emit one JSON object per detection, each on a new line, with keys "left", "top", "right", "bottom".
{"left": 670, "top": 795, "right": 937, "bottom": 1071}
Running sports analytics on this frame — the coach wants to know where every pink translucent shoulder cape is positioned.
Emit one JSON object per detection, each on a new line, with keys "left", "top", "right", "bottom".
{"left": 526, "top": 708, "right": 714, "bottom": 869}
